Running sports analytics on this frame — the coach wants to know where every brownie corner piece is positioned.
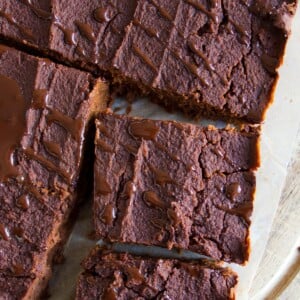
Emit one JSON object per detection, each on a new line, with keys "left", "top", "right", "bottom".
{"left": 0, "top": 45, "right": 108, "bottom": 299}
{"left": 75, "top": 246, "right": 238, "bottom": 300}
{"left": 93, "top": 112, "right": 259, "bottom": 264}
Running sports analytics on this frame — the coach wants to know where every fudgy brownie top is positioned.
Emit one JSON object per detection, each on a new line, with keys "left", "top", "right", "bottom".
{"left": 76, "top": 246, "right": 238, "bottom": 300}
{"left": 0, "top": 0, "right": 297, "bottom": 122}
{"left": 93, "top": 112, "right": 259, "bottom": 264}
{"left": 0, "top": 45, "right": 99, "bottom": 278}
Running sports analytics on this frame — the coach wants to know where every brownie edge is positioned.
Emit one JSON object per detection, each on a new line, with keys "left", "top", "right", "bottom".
{"left": 76, "top": 246, "right": 238, "bottom": 300}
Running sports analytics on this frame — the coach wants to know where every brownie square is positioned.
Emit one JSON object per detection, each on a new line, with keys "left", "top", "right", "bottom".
{"left": 113, "top": 0, "right": 297, "bottom": 122}
{"left": 93, "top": 112, "right": 259, "bottom": 264}
{"left": 76, "top": 246, "right": 238, "bottom": 300}
{"left": 0, "top": 0, "right": 137, "bottom": 71}
{"left": 0, "top": 45, "right": 108, "bottom": 299}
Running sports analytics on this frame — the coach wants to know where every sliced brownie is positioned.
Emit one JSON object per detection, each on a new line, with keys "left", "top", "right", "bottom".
{"left": 0, "top": 45, "right": 108, "bottom": 299}
{"left": 0, "top": 0, "right": 137, "bottom": 72}
{"left": 93, "top": 112, "right": 259, "bottom": 264}
{"left": 0, "top": 0, "right": 297, "bottom": 122}
{"left": 76, "top": 246, "right": 238, "bottom": 300}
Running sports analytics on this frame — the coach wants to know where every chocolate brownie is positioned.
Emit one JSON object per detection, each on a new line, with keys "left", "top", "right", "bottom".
{"left": 0, "top": 1, "right": 297, "bottom": 122}
{"left": 0, "top": 45, "right": 108, "bottom": 299}
{"left": 0, "top": 0, "right": 137, "bottom": 71}
{"left": 93, "top": 112, "right": 259, "bottom": 264}
{"left": 76, "top": 246, "right": 238, "bottom": 300}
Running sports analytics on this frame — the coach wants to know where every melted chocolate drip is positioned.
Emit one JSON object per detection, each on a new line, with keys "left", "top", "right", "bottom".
{"left": 96, "top": 173, "right": 112, "bottom": 195}
{"left": 54, "top": 21, "right": 76, "bottom": 46}
{"left": 103, "top": 287, "right": 117, "bottom": 300}
{"left": 101, "top": 204, "right": 116, "bottom": 225}
{"left": 128, "top": 120, "right": 159, "bottom": 140}
{"left": 16, "top": 195, "right": 30, "bottom": 210}
{"left": 75, "top": 21, "right": 96, "bottom": 42}
{"left": 23, "top": 0, "right": 52, "bottom": 20}
{"left": 0, "top": 11, "right": 35, "bottom": 42}
{"left": 43, "top": 141, "right": 62, "bottom": 158}
{"left": 0, "top": 75, "right": 28, "bottom": 181}
{"left": 148, "top": 165, "right": 174, "bottom": 185}
{"left": 0, "top": 223, "right": 10, "bottom": 241}
{"left": 32, "top": 89, "right": 48, "bottom": 109}
{"left": 143, "top": 191, "right": 166, "bottom": 209}
{"left": 226, "top": 182, "right": 242, "bottom": 201}
{"left": 93, "top": 7, "right": 112, "bottom": 23}
{"left": 132, "top": 45, "right": 158, "bottom": 72}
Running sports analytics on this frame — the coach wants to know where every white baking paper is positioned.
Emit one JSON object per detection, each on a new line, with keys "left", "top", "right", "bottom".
{"left": 48, "top": 7, "right": 300, "bottom": 299}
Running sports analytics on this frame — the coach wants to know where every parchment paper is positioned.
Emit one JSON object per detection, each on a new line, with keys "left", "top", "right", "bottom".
{"left": 48, "top": 7, "right": 300, "bottom": 299}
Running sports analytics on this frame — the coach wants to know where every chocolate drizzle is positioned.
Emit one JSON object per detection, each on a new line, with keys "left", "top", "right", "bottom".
{"left": 0, "top": 223, "right": 10, "bottom": 241}
{"left": 103, "top": 287, "right": 117, "bottom": 300}
{"left": 43, "top": 141, "right": 62, "bottom": 158}
{"left": 148, "top": 165, "right": 174, "bottom": 185}
{"left": 132, "top": 45, "right": 158, "bottom": 72}
{"left": 54, "top": 21, "right": 76, "bottom": 46}
{"left": 101, "top": 204, "right": 116, "bottom": 225}
{"left": 96, "top": 173, "right": 112, "bottom": 195}
{"left": 226, "top": 183, "right": 242, "bottom": 201}
{"left": 93, "top": 7, "right": 112, "bottom": 23}
{"left": 46, "top": 109, "right": 83, "bottom": 142}
{"left": 128, "top": 120, "right": 159, "bottom": 140}
{"left": 32, "top": 89, "right": 48, "bottom": 109}
{"left": 0, "top": 75, "right": 28, "bottom": 181}
{"left": 184, "top": 0, "right": 219, "bottom": 23}
{"left": 0, "top": 11, "right": 35, "bottom": 42}
{"left": 75, "top": 21, "right": 96, "bottom": 42}
{"left": 23, "top": 0, "right": 52, "bottom": 20}
{"left": 16, "top": 195, "right": 30, "bottom": 210}
{"left": 149, "top": 0, "right": 173, "bottom": 21}
{"left": 132, "top": 18, "right": 159, "bottom": 38}
{"left": 143, "top": 191, "right": 166, "bottom": 209}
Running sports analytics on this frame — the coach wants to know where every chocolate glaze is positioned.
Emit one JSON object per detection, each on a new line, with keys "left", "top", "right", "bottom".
{"left": 128, "top": 120, "right": 159, "bottom": 140}
{"left": 22, "top": 0, "right": 52, "bottom": 20}
{"left": 75, "top": 21, "right": 96, "bottom": 42}
{"left": 101, "top": 204, "right": 116, "bottom": 225}
{"left": 96, "top": 174, "right": 112, "bottom": 196}
{"left": 0, "top": 75, "right": 28, "bottom": 181}
{"left": 0, "top": 223, "right": 10, "bottom": 241}
{"left": 93, "top": 7, "right": 112, "bottom": 23}
{"left": 16, "top": 195, "right": 30, "bottom": 210}
{"left": 143, "top": 191, "right": 166, "bottom": 209}
{"left": 226, "top": 182, "right": 242, "bottom": 201}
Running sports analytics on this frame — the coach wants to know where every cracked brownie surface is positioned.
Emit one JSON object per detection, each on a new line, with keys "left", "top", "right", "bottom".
{"left": 93, "top": 112, "right": 259, "bottom": 264}
{"left": 0, "top": 45, "right": 108, "bottom": 299}
{"left": 76, "top": 247, "right": 238, "bottom": 300}
{"left": 0, "top": 0, "right": 297, "bottom": 122}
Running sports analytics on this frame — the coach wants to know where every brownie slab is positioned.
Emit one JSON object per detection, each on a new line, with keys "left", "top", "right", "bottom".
{"left": 76, "top": 246, "right": 238, "bottom": 300}
{"left": 0, "top": 0, "right": 297, "bottom": 122}
{"left": 93, "top": 112, "right": 259, "bottom": 264}
{"left": 0, "top": 45, "right": 108, "bottom": 299}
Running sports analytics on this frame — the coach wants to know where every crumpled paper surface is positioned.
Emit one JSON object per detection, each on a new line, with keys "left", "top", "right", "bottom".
{"left": 48, "top": 7, "right": 300, "bottom": 299}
